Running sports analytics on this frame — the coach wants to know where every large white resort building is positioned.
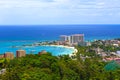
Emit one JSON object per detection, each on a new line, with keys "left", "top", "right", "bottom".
{"left": 60, "top": 34, "right": 84, "bottom": 45}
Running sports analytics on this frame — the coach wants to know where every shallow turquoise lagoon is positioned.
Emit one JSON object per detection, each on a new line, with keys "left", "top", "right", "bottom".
{"left": 0, "top": 41, "right": 74, "bottom": 56}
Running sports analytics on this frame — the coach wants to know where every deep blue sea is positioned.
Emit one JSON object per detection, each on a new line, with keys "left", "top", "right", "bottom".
{"left": 0, "top": 25, "right": 120, "bottom": 41}
{"left": 0, "top": 25, "right": 120, "bottom": 55}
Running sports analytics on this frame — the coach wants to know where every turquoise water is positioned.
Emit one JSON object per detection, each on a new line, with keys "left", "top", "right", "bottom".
{"left": 0, "top": 41, "right": 74, "bottom": 56}
{"left": 0, "top": 25, "right": 120, "bottom": 55}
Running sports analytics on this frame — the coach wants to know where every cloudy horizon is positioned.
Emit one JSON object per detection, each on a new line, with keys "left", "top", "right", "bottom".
{"left": 0, "top": 0, "right": 120, "bottom": 25}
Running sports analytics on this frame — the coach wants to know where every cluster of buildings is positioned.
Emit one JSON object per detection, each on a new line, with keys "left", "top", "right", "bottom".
{"left": 0, "top": 50, "right": 48, "bottom": 60}
{"left": 0, "top": 50, "right": 26, "bottom": 60}
{"left": 60, "top": 34, "right": 87, "bottom": 46}
{"left": 93, "top": 47, "right": 120, "bottom": 62}
{"left": 95, "top": 40, "right": 120, "bottom": 47}
{"left": 107, "top": 40, "right": 120, "bottom": 47}
{"left": 0, "top": 50, "right": 47, "bottom": 75}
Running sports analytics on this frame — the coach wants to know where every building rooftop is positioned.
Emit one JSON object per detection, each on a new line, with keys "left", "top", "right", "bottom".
{"left": 60, "top": 34, "right": 84, "bottom": 37}
{"left": 17, "top": 50, "right": 25, "bottom": 51}
{"left": 72, "top": 34, "right": 84, "bottom": 36}
{"left": 60, "top": 35, "right": 68, "bottom": 37}
{"left": 104, "top": 60, "right": 120, "bottom": 71}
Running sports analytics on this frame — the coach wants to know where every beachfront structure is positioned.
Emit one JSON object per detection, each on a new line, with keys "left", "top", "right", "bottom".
{"left": 60, "top": 34, "right": 84, "bottom": 45}
{"left": 70, "top": 34, "right": 84, "bottom": 44}
{"left": 4, "top": 52, "right": 14, "bottom": 60}
{"left": 60, "top": 35, "right": 70, "bottom": 42}
{"left": 16, "top": 50, "right": 26, "bottom": 58}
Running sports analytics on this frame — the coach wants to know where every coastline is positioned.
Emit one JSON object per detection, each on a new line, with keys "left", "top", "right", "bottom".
{"left": 42, "top": 45, "right": 78, "bottom": 55}
{"left": 0, "top": 41, "right": 78, "bottom": 56}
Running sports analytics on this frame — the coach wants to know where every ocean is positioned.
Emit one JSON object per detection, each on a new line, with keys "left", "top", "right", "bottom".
{"left": 0, "top": 25, "right": 120, "bottom": 41}
{"left": 0, "top": 25, "right": 120, "bottom": 55}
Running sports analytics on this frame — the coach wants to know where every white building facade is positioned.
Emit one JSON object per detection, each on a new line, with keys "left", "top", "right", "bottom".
{"left": 60, "top": 34, "right": 84, "bottom": 45}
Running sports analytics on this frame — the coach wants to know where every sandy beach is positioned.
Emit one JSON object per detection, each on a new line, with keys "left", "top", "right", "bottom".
{"left": 42, "top": 45, "right": 78, "bottom": 54}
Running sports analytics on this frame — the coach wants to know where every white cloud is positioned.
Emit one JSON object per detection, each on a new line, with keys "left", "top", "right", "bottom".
{"left": 0, "top": 0, "right": 118, "bottom": 9}
{"left": 0, "top": 0, "right": 120, "bottom": 24}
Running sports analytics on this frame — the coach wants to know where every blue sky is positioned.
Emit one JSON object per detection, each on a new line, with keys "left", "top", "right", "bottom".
{"left": 0, "top": 0, "right": 120, "bottom": 25}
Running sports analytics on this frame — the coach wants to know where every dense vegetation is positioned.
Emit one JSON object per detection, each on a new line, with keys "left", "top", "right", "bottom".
{"left": 0, "top": 46, "right": 120, "bottom": 80}
{"left": 91, "top": 40, "right": 120, "bottom": 52}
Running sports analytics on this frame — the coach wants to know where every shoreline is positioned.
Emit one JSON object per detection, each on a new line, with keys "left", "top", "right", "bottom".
{"left": 42, "top": 45, "right": 78, "bottom": 55}
{"left": 0, "top": 37, "right": 119, "bottom": 42}
{"left": 0, "top": 45, "right": 77, "bottom": 56}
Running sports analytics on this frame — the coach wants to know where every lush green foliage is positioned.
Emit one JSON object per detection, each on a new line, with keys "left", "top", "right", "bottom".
{"left": 0, "top": 47, "right": 120, "bottom": 80}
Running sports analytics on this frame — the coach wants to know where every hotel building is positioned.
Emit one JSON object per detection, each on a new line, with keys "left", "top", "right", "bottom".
{"left": 60, "top": 34, "right": 84, "bottom": 45}
{"left": 60, "top": 35, "right": 70, "bottom": 42}
{"left": 4, "top": 52, "right": 14, "bottom": 60}
{"left": 70, "top": 34, "right": 84, "bottom": 44}
{"left": 16, "top": 50, "right": 26, "bottom": 58}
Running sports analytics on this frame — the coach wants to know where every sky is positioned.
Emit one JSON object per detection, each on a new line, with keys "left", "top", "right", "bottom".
{"left": 0, "top": 0, "right": 120, "bottom": 25}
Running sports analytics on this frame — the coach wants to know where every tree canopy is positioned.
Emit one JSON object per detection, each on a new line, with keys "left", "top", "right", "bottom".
{"left": 0, "top": 48, "right": 120, "bottom": 80}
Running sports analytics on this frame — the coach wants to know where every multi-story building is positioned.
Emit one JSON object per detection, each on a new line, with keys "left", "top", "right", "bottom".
{"left": 60, "top": 34, "right": 84, "bottom": 45}
{"left": 60, "top": 35, "right": 70, "bottom": 42}
{"left": 70, "top": 34, "right": 84, "bottom": 44}
{"left": 16, "top": 50, "right": 26, "bottom": 58}
{"left": 4, "top": 52, "right": 14, "bottom": 60}
{"left": 60, "top": 35, "right": 70, "bottom": 45}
